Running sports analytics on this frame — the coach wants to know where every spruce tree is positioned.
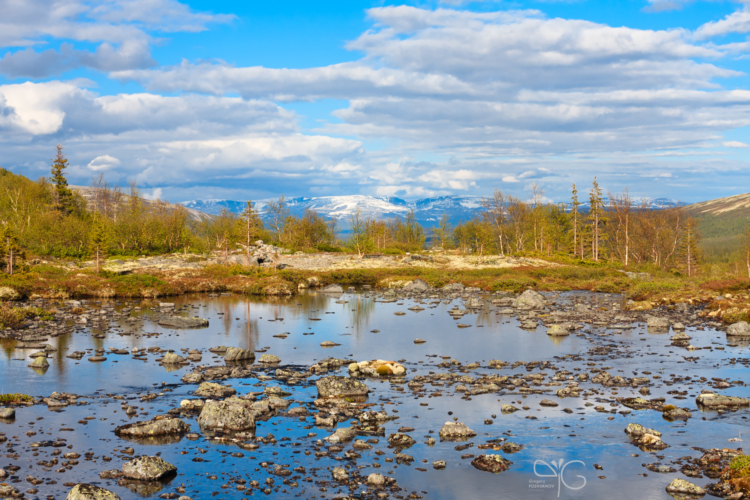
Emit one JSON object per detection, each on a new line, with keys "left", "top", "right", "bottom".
{"left": 51, "top": 144, "right": 74, "bottom": 213}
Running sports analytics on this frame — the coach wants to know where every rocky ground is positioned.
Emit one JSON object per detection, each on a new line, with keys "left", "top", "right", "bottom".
{"left": 1, "top": 281, "right": 750, "bottom": 499}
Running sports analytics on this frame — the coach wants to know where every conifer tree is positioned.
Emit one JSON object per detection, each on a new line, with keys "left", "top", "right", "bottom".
{"left": 589, "top": 177, "right": 604, "bottom": 261}
{"left": 571, "top": 184, "right": 580, "bottom": 258}
{"left": 51, "top": 144, "right": 74, "bottom": 213}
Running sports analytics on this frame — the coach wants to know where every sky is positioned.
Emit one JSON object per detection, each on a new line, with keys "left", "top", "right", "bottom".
{"left": 1, "top": 0, "right": 749, "bottom": 204}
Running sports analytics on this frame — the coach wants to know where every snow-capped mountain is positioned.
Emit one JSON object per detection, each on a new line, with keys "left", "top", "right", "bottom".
{"left": 181, "top": 195, "right": 683, "bottom": 228}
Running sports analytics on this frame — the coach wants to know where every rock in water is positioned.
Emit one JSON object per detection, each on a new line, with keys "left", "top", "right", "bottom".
{"left": 197, "top": 400, "right": 256, "bottom": 431}
{"left": 224, "top": 346, "right": 255, "bottom": 362}
{"left": 258, "top": 354, "right": 281, "bottom": 364}
{"left": 546, "top": 324, "right": 570, "bottom": 336}
{"left": 157, "top": 316, "right": 208, "bottom": 329}
{"left": 194, "top": 382, "right": 236, "bottom": 398}
{"left": 646, "top": 316, "right": 670, "bottom": 331}
{"left": 727, "top": 321, "right": 750, "bottom": 336}
{"left": 28, "top": 357, "right": 49, "bottom": 368}
{"left": 114, "top": 417, "right": 190, "bottom": 438}
{"left": 0, "top": 408, "right": 15, "bottom": 419}
{"left": 122, "top": 456, "right": 177, "bottom": 481}
{"left": 67, "top": 484, "right": 121, "bottom": 500}
{"left": 324, "top": 427, "right": 357, "bottom": 443}
{"left": 349, "top": 359, "right": 406, "bottom": 377}
{"left": 439, "top": 422, "right": 476, "bottom": 440}
{"left": 471, "top": 455, "right": 512, "bottom": 473}
{"left": 403, "top": 279, "right": 430, "bottom": 292}
{"left": 513, "top": 290, "right": 545, "bottom": 310}
{"left": 696, "top": 393, "right": 750, "bottom": 408}
{"left": 319, "top": 284, "right": 344, "bottom": 293}
{"left": 161, "top": 352, "right": 187, "bottom": 364}
{"left": 665, "top": 478, "right": 705, "bottom": 496}
{"left": 316, "top": 376, "right": 369, "bottom": 398}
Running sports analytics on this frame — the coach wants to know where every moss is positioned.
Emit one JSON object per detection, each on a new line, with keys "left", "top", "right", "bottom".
{"left": 376, "top": 365, "right": 393, "bottom": 376}
{"left": 662, "top": 404, "right": 677, "bottom": 412}
{"left": 491, "top": 277, "right": 537, "bottom": 293}
{"left": 0, "top": 393, "right": 32, "bottom": 404}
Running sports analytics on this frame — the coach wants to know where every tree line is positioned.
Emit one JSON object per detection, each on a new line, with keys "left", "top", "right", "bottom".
{"left": 0, "top": 145, "right": 747, "bottom": 277}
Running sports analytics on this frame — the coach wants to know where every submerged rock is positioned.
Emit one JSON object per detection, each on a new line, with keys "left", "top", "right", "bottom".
{"left": 157, "top": 316, "right": 208, "bottom": 329}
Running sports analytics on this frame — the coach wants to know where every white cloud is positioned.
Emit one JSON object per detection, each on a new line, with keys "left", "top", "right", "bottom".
{"left": 88, "top": 155, "right": 121, "bottom": 171}
{"left": 723, "top": 140, "right": 750, "bottom": 148}
{"left": 695, "top": 5, "right": 750, "bottom": 40}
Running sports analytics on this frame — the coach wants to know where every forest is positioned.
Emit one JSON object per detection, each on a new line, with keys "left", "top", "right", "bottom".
{"left": 1, "top": 145, "right": 749, "bottom": 279}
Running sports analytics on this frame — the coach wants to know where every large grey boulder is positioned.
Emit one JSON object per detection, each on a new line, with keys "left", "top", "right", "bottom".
{"left": 0, "top": 408, "right": 15, "bottom": 419}
{"left": 67, "top": 484, "right": 121, "bottom": 500}
{"left": 546, "top": 324, "right": 570, "bottom": 336}
{"left": 197, "top": 400, "right": 256, "bottom": 431}
{"left": 158, "top": 316, "right": 208, "bottom": 329}
{"left": 316, "top": 376, "right": 369, "bottom": 398}
{"left": 324, "top": 427, "right": 357, "bottom": 443}
{"left": 646, "top": 316, "right": 670, "bottom": 331}
{"left": 513, "top": 290, "right": 545, "bottom": 310}
{"left": 224, "top": 346, "right": 255, "bottom": 362}
{"left": 727, "top": 321, "right": 750, "bottom": 336}
{"left": 161, "top": 352, "right": 188, "bottom": 364}
{"left": 114, "top": 417, "right": 189, "bottom": 438}
{"left": 194, "top": 382, "right": 236, "bottom": 398}
{"left": 122, "top": 456, "right": 177, "bottom": 481}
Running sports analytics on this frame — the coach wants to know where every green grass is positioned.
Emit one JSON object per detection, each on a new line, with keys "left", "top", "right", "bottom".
{"left": 0, "top": 393, "right": 33, "bottom": 404}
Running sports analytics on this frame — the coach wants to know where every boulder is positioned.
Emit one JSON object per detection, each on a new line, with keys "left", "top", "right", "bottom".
{"left": 197, "top": 400, "right": 256, "bottom": 431}
{"left": 0, "top": 408, "right": 15, "bottom": 419}
{"left": 646, "top": 316, "right": 670, "bottom": 331}
{"left": 665, "top": 478, "right": 705, "bottom": 496}
{"left": 161, "top": 352, "right": 187, "bottom": 364}
{"left": 367, "top": 473, "right": 385, "bottom": 486}
{"left": 441, "top": 283, "right": 465, "bottom": 292}
{"left": 114, "top": 417, "right": 189, "bottom": 438}
{"left": 28, "top": 357, "right": 49, "bottom": 368}
{"left": 0, "top": 287, "right": 20, "bottom": 301}
{"left": 696, "top": 393, "right": 750, "bottom": 408}
{"left": 546, "top": 324, "right": 570, "bottom": 336}
{"left": 332, "top": 467, "right": 349, "bottom": 481}
{"left": 319, "top": 284, "right": 344, "bottom": 294}
{"left": 727, "top": 321, "right": 750, "bottom": 336}
{"left": 387, "top": 433, "right": 416, "bottom": 447}
{"left": 258, "top": 354, "right": 281, "bottom": 364}
{"left": 66, "top": 484, "right": 120, "bottom": 500}
{"left": 224, "top": 346, "right": 255, "bottom": 362}
{"left": 471, "top": 454, "right": 512, "bottom": 473}
{"left": 194, "top": 382, "right": 236, "bottom": 398}
{"left": 181, "top": 373, "right": 203, "bottom": 384}
{"left": 316, "top": 376, "right": 369, "bottom": 398}
{"left": 158, "top": 316, "right": 208, "bottom": 329}
{"left": 513, "top": 290, "right": 545, "bottom": 310}
{"left": 349, "top": 359, "right": 406, "bottom": 377}
{"left": 403, "top": 279, "right": 430, "bottom": 292}
{"left": 439, "top": 422, "right": 476, "bottom": 440}
{"left": 122, "top": 456, "right": 177, "bottom": 481}
{"left": 324, "top": 427, "right": 357, "bottom": 443}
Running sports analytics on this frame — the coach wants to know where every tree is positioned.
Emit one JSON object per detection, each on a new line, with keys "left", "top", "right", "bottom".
{"left": 240, "top": 201, "right": 262, "bottom": 263}
{"left": 348, "top": 207, "right": 367, "bottom": 257}
{"left": 571, "top": 184, "right": 580, "bottom": 258}
{"left": 432, "top": 213, "right": 452, "bottom": 250}
{"left": 89, "top": 216, "right": 109, "bottom": 273}
{"left": 51, "top": 144, "right": 74, "bottom": 214}
{"left": 266, "top": 195, "right": 290, "bottom": 244}
{"left": 2, "top": 224, "right": 22, "bottom": 275}
{"left": 589, "top": 177, "right": 604, "bottom": 261}
{"left": 480, "top": 189, "right": 506, "bottom": 256}
{"left": 609, "top": 188, "right": 632, "bottom": 266}
{"left": 530, "top": 183, "right": 545, "bottom": 252}
{"left": 679, "top": 217, "right": 701, "bottom": 277}
{"left": 741, "top": 221, "right": 750, "bottom": 278}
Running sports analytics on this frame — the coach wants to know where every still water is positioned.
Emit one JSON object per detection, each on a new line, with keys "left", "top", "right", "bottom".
{"left": 1, "top": 291, "right": 747, "bottom": 500}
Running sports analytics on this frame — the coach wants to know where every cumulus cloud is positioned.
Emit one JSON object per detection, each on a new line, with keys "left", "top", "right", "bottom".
{"left": 723, "top": 140, "right": 750, "bottom": 148}
{"left": 0, "top": 0, "right": 232, "bottom": 77}
{"left": 695, "top": 4, "right": 750, "bottom": 40}
{"left": 88, "top": 155, "right": 121, "bottom": 171}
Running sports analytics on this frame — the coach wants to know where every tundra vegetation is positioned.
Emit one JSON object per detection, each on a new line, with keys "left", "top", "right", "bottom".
{"left": 0, "top": 145, "right": 749, "bottom": 319}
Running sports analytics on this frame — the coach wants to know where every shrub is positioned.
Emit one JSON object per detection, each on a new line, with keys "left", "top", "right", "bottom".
{"left": 491, "top": 277, "right": 537, "bottom": 293}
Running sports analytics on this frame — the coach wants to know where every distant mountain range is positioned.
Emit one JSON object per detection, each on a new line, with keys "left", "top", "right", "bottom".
{"left": 181, "top": 195, "right": 684, "bottom": 228}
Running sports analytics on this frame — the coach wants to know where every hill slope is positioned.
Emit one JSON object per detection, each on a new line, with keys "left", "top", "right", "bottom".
{"left": 685, "top": 193, "right": 750, "bottom": 262}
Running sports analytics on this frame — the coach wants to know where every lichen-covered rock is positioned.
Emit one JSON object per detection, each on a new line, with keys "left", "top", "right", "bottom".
{"left": 646, "top": 316, "right": 670, "bottom": 330}
{"left": 403, "top": 279, "right": 430, "bottom": 292}
{"left": 471, "top": 454, "right": 512, "bottom": 473}
{"left": 122, "top": 456, "right": 177, "bottom": 481}
{"left": 181, "top": 373, "right": 203, "bottom": 384}
{"left": 259, "top": 354, "right": 281, "bottom": 364}
{"left": 157, "top": 316, "right": 208, "bottom": 329}
{"left": 0, "top": 408, "right": 15, "bottom": 419}
{"left": 197, "top": 400, "right": 256, "bottom": 431}
{"left": 696, "top": 393, "right": 749, "bottom": 408}
{"left": 501, "top": 404, "right": 518, "bottom": 414}
{"left": 194, "top": 382, "right": 236, "bottom": 398}
{"left": 513, "top": 290, "right": 545, "bottom": 310}
{"left": 0, "top": 287, "right": 21, "bottom": 301}
{"left": 224, "top": 346, "right": 255, "bottom": 362}
{"left": 727, "top": 321, "right": 750, "bottom": 336}
{"left": 114, "top": 417, "right": 189, "bottom": 438}
{"left": 66, "top": 484, "right": 121, "bottom": 500}
{"left": 666, "top": 478, "right": 705, "bottom": 496}
{"left": 179, "top": 399, "right": 205, "bottom": 412}
{"left": 349, "top": 359, "right": 406, "bottom": 377}
{"left": 28, "top": 357, "right": 49, "bottom": 368}
{"left": 161, "top": 352, "right": 188, "bottom": 364}
{"left": 387, "top": 433, "right": 416, "bottom": 448}
{"left": 332, "top": 467, "right": 349, "bottom": 481}
{"left": 439, "top": 422, "right": 476, "bottom": 440}
{"left": 316, "top": 376, "right": 369, "bottom": 398}
{"left": 324, "top": 427, "right": 357, "bottom": 443}
{"left": 625, "top": 423, "right": 668, "bottom": 450}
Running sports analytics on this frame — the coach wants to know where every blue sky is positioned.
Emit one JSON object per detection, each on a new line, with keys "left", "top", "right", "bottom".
{"left": 1, "top": 0, "right": 749, "bottom": 203}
